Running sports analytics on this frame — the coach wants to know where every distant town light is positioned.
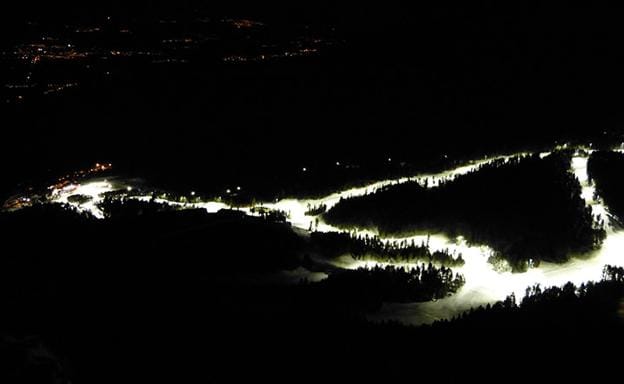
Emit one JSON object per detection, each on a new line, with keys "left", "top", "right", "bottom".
{"left": 191, "top": 191, "right": 196, "bottom": 196}
{"left": 388, "top": 158, "right": 392, "bottom": 162}
{"left": 127, "top": 186, "right": 133, "bottom": 192}
{"left": 226, "top": 189, "right": 231, "bottom": 194}
{"left": 302, "top": 167, "right": 307, "bottom": 172}
{"left": 336, "top": 161, "right": 341, "bottom": 166}
{"left": 236, "top": 186, "right": 241, "bottom": 191}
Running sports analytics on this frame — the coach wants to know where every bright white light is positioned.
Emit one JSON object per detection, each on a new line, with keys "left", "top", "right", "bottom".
{"left": 191, "top": 191, "right": 196, "bottom": 196}
{"left": 250, "top": 150, "right": 624, "bottom": 325}
{"left": 196, "top": 201, "right": 229, "bottom": 213}
{"left": 50, "top": 180, "right": 118, "bottom": 219}
{"left": 41, "top": 148, "right": 624, "bottom": 326}
{"left": 368, "top": 153, "right": 624, "bottom": 325}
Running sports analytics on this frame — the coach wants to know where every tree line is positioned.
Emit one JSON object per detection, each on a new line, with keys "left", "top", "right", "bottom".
{"left": 305, "top": 203, "right": 327, "bottom": 216}
{"left": 324, "top": 152, "right": 605, "bottom": 272}
{"left": 435, "top": 265, "right": 624, "bottom": 330}
{"left": 316, "top": 263, "right": 465, "bottom": 312}
{"left": 309, "top": 231, "right": 464, "bottom": 267}
{"left": 588, "top": 150, "right": 624, "bottom": 225}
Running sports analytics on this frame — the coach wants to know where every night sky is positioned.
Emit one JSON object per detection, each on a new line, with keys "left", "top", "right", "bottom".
{"left": 3, "top": 3, "right": 624, "bottom": 189}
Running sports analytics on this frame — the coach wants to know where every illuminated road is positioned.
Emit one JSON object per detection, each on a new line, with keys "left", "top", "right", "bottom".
{"left": 42, "top": 148, "right": 624, "bottom": 325}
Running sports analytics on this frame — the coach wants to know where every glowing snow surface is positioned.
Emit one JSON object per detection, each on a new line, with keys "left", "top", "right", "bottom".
{"left": 43, "top": 150, "right": 624, "bottom": 325}
{"left": 260, "top": 151, "right": 624, "bottom": 325}
{"left": 369, "top": 154, "right": 624, "bottom": 325}
{"left": 50, "top": 180, "right": 119, "bottom": 219}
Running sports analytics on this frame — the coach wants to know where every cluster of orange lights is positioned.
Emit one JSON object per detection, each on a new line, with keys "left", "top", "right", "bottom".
{"left": 228, "top": 19, "right": 264, "bottom": 29}
{"left": 49, "top": 163, "right": 112, "bottom": 191}
{"left": 18, "top": 43, "right": 89, "bottom": 65}
{"left": 2, "top": 196, "right": 32, "bottom": 211}
{"left": 223, "top": 48, "right": 320, "bottom": 63}
{"left": 92, "top": 162, "right": 113, "bottom": 172}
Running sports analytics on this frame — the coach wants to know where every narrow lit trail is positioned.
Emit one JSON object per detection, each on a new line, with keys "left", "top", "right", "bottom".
{"left": 46, "top": 148, "right": 624, "bottom": 325}
{"left": 370, "top": 153, "right": 624, "bottom": 325}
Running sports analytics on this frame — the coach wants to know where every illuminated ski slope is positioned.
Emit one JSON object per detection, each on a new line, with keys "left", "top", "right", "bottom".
{"left": 42, "top": 149, "right": 624, "bottom": 325}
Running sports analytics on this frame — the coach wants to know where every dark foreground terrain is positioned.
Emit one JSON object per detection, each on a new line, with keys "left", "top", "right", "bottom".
{"left": 0, "top": 203, "right": 622, "bottom": 382}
